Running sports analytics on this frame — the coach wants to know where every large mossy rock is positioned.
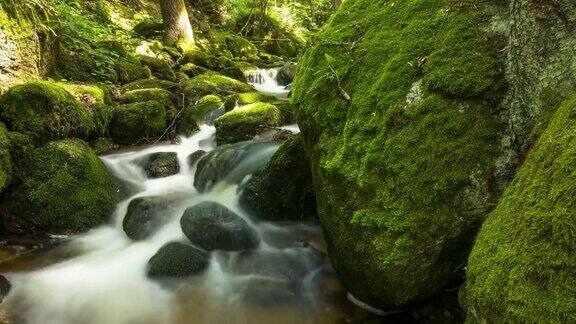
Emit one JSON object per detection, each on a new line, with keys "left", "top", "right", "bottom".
{"left": 0, "top": 82, "right": 95, "bottom": 144}
{"left": 0, "top": 123, "right": 12, "bottom": 193}
{"left": 180, "top": 202, "right": 259, "bottom": 251}
{"left": 465, "top": 97, "right": 576, "bottom": 323}
{"left": 3, "top": 139, "right": 118, "bottom": 234}
{"left": 110, "top": 101, "right": 167, "bottom": 145}
{"left": 223, "top": 92, "right": 277, "bottom": 112}
{"left": 292, "top": 0, "right": 507, "bottom": 308}
{"left": 120, "top": 79, "right": 178, "bottom": 92}
{"left": 138, "top": 55, "right": 177, "bottom": 82}
{"left": 176, "top": 95, "right": 222, "bottom": 135}
{"left": 147, "top": 241, "right": 209, "bottom": 279}
{"left": 241, "top": 134, "right": 316, "bottom": 221}
{"left": 215, "top": 102, "right": 282, "bottom": 145}
{"left": 182, "top": 73, "right": 253, "bottom": 102}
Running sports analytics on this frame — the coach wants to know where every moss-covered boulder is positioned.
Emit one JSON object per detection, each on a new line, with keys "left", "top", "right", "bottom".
{"left": 241, "top": 134, "right": 315, "bottom": 221}
{"left": 465, "top": 96, "right": 576, "bottom": 323}
{"left": 180, "top": 51, "right": 245, "bottom": 80}
{"left": 110, "top": 101, "right": 167, "bottom": 145}
{"left": 133, "top": 19, "right": 164, "bottom": 39}
{"left": 115, "top": 58, "right": 152, "bottom": 84}
{"left": 179, "top": 63, "right": 209, "bottom": 78}
{"left": 292, "top": 0, "right": 506, "bottom": 308}
{"left": 138, "top": 55, "right": 177, "bottom": 82}
{"left": 120, "top": 79, "right": 178, "bottom": 92}
{"left": 0, "top": 123, "right": 12, "bottom": 192}
{"left": 0, "top": 82, "right": 95, "bottom": 144}
{"left": 182, "top": 73, "right": 253, "bottom": 102}
{"left": 177, "top": 95, "right": 223, "bottom": 133}
{"left": 2, "top": 139, "right": 118, "bottom": 234}
{"left": 223, "top": 92, "right": 277, "bottom": 112}
{"left": 215, "top": 102, "right": 282, "bottom": 145}
{"left": 221, "top": 33, "right": 259, "bottom": 61}
{"left": 119, "top": 88, "right": 175, "bottom": 105}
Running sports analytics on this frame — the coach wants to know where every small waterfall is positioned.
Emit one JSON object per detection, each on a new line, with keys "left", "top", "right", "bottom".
{"left": 246, "top": 68, "right": 291, "bottom": 99}
{"left": 1, "top": 124, "right": 349, "bottom": 323}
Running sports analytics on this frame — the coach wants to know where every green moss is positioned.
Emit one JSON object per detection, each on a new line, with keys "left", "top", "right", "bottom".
{"left": 121, "top": 79, "right": 178, "bottom": 92}
{"left": 119, "top": 88, "right": 175, "bottom": 105}
{"left": 223, "top": 92, "right": 277, "bottom": 112}
{"left": 220, "top": 32, "right": 259, "bottom": 61}
{"left": 234, "top": 10, "right": 305, "bottom": 58}
{"left": 6, "top": 131, "right": 33, "bottom": 183}
{"left": 176, "top": 95, "right": 223, "bottom": 136}
{"left": 109, "top": 101, "right": 167, "bottom": 145}
{"left": 465, "top": 96, "right": 576, "bottom": 323}
{"left": 182, "top": 72, "right": 253, "bottom": 102}
{"left": 179, "top": 63, "right": 209, "bottom": 78}
{"left": 5, "top": 139, "right": 118, "bottom": 234}
{"left": 180, "top": 50, "right": 245, "bottom": 80}
{"left": 90, "top": 137, "right": 116, "bottom": 155}
{"left": 241, "top": 134, "right": 315, "bottom": 221}
{"left": 0, "top": 82, "right": 96, "bottom": 144}
{"left": 292, "top": 0, "right": 503, "bottom": 307}
{"left": 115, "top": 58, "right": 152, "bottom": 85}
{"left": 133, "top": 18, "right": 163, "bottom": 38}
{"left": 0, "top": 123, "right": 12, "bottom": 192}
{"left": 138, "top": 55, "right": 177, "bottom": 82}
{"left": 215, "top": 102, "right": 282, "bottom": 144}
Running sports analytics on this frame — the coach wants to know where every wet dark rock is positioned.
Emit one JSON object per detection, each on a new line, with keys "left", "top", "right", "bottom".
{"left": 123, "top": 196, "right": 176, "bottom": 240}
{"left": 0, "top": 275, "right": 10, "bottom": 302}
{"left": 187, "top": 150, "right": 206, "bottom": 167}
{"left": 180, "top": 202, "right": 259, "bottom": 251}
{"left": 276, "top": 63, "right": 297, "bottom": 86}
{"left": 241, "top": 134, "right": 316, "bottom": 221}
{"left": 194, "top": 141, "right": 278, "bottom": 192}
{"left": 141, "top": 152, "right": 180, "bottom": 178}
{"left": 147, "top": 241, "right": 209, "bottom": 279}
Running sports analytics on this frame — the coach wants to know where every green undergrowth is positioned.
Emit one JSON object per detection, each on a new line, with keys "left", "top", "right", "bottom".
{"left": 292, "top": 0, "right": 505, "bottom": 307}
{"left": 465, "top": 96, "right": 576, "bottom": 323}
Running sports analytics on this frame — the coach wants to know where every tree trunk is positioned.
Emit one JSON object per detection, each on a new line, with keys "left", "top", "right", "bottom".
{"left": 159, "top": 0, "right": 194, "bottom": 46}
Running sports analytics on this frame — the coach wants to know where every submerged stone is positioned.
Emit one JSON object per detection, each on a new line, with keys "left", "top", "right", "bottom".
{"left": 147, "top": 241, "right": 209, "bottom": 279}
{"left": 180, "top": 202, "right": 259, "bottom": 251}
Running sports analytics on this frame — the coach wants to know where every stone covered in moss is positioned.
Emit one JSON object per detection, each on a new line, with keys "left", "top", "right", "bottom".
{"left": 179, "top": 63, "right": 209, "bottom": 78}
{"left": 141, "top": 152, "right": 180, "bottom": 178}
{"left": 0, "top": 123, "right": 12, "bottom": 192}
{"left": 133, "top": 19, "right": 164, "bottom": 39}
{"left": 3, "top": 139, "right": 118, "bottom": 234}
{"left": 465, "top": 96, "right": 576, "bottom": 323}
{"left": 221, "top": 33, "right": 259, "bottom": 61}
{"left": 292, "top": 0, "right": 504, "bottom": 308}
{"left": 147, "top": 241, "right": 209, "bottom": 279}
{"left": 0, "top": 82, "right": 95, "bottom": 144}
{"left": 180, "top": 50, "right": 245, "bottom": 80}
{"left": 182, "top": 73, "right": 253, "bottom": 102}
{"left": 223, "top": 92, "right": 277, "bottom": 112}
{"left": 241, "top": 134, "right": 315, "bottom": 221}
{"left": 215, "top": 102, "right": 282, "bottom": 145}
{"left": 138, "top": 55, "right": 177, "bottom": 82}
{"left": 115, "top": 58, "right": 152, "bottom": 84}
{"left": 119, "top": 88, "right": 175, "bottom": 105}
{"left": 121, "top": 79, "right": 178, "bottom": 92}
{"left": 110, "top": 101, "right": 167, "bottom": 145}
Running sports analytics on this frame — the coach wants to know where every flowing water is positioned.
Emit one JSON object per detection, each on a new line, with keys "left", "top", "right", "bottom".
{"left": 0, "top": 69, "right": 366, "bottom": 324}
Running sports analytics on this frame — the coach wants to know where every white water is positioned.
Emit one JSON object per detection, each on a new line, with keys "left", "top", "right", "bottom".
{"left": 1, "top": 73, "right": 347, "bottom": 322}
{"left": 246, "top": 68, "right": 291, "bottom": 99}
